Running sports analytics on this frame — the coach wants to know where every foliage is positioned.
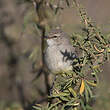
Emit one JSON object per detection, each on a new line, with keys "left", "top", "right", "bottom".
{"left": 20, "top": 0, "right": 110, "bottom": 110}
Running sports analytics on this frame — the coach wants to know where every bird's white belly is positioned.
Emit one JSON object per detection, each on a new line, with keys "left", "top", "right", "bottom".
{"left": 44, "top": 46, "right": 72, "bottom": 73}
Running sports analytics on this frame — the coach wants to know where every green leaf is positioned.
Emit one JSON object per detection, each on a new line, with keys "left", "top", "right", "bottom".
{"left": 86, "top": 104, "right": 93, "bottom": 110}
{"left": 48, "top": 101, "right": 61, "bottom": 110}
{"left": 80, "top": 99, "right": 86, "bottom": 110}
{"left": 33, "top": 105, "right": 41, "bottom": 110}
{"left": 85, "top": 82, "right": 93, "bottom": 98}
{"left": 61, "top": 98, "right": 78, "bottom": 110}
{"left": 84, "top": 84, "right": 89, "bottom": 103}
{"left": 60, "top": 96, "right": 69, "bottom": 102}
{"left": 50, "top": 92, "right": 70, "bottom": 98}
{"left": 68, "top": 87, "right": 77, "bottom": 97}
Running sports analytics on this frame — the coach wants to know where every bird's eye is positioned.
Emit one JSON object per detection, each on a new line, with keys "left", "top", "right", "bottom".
{"left": 52, "top": 35, "right": 58, "bottom": 38}
{"left": 52, "top": 33, "right": 60, "bottom": 38}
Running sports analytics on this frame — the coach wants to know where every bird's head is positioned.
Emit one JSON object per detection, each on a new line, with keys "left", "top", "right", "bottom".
{"left": 45, "top": 29, "right": 69, "bottom": 46}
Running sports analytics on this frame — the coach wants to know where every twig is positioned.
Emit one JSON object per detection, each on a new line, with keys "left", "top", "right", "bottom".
{"left": 32, "top": 1, "right": 50, "bottom": 95}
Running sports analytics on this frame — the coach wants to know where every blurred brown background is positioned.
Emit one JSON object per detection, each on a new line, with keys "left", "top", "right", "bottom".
{"left": 0, "top": 0, "right": 110, "bottom": 110}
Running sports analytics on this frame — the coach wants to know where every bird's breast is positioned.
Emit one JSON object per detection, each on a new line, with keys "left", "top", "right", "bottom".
{"left": 44, "top": 45, "right": 73, "bottom": 73}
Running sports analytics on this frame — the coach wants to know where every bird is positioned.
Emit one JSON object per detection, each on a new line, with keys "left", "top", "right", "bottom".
{"left": 44, "top": 28, "right": 77, "bottom": 74}
{"left": 44, "top": 28, "right": 97, "bottom": 96}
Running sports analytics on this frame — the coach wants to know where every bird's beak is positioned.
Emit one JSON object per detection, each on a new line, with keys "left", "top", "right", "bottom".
{"left": 44, "top": 36, "right": 49, "bottom": 39}
{"left": 44, "top": 36, "right": 53, "bottom": 39}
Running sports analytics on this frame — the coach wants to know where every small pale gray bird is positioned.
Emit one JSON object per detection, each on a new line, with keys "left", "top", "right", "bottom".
{"left": 44, "top": 28, "right": 77, "bottom": 74}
